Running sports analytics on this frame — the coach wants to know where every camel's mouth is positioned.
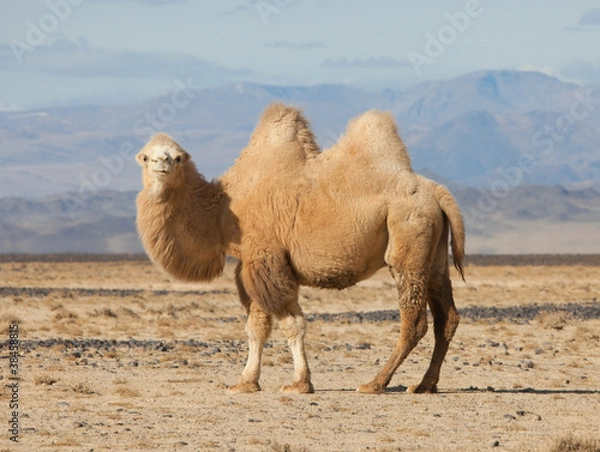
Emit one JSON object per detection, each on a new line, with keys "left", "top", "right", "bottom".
{"left": 152, "top": 160, "right": 173, "bottom": 177}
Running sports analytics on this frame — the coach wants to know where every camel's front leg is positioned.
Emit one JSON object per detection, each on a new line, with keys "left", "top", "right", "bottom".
{"left": 276, "top": 301, "right": 314, "bottom": 394}
{"left": 234, "top": 253, "right": 312, "bottom": 393}
{"left": 229, "top": 303, "right": 273, "bottom": 393}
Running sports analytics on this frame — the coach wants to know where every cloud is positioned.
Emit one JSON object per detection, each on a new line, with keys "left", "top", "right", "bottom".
{"left": 218, "top": 2, "right": 253, "bottom": 17}
{"left": 517, "top": 65, "right": 561, "bottom": 78}
{"left": 0, "top": 37, "right": 253, "bottom": 81}
{"left": 320, "top": 56, "right": 410, "bottom": 69}
{"left": 564, "top": 7, "right": 600, "bottom": 32}
{"left": 88, "top": 0, "right": 188, "bottom": 5}
{"left": 578, "top": 7, "right": 600, "bottom": 25}
{"left": 266, "top": 40, "right": 324, "bottom": 49}
{"left": 218, "top": 0, "right": 300, "bottom": 18}
{"left": 559, "top": 59, "right": 600, "bottom": 85}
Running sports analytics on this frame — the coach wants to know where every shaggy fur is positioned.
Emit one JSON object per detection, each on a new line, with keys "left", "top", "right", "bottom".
{"left": 136, "top": 102, "right": 465, "bottom": 394}
{"left": 136, "top": 134, "right": 229, "bottom": 282}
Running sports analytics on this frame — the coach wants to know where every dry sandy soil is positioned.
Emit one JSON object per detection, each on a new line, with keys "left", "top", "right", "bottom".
{"left": 1, "top": 256, "right": 599, "bottom": 451}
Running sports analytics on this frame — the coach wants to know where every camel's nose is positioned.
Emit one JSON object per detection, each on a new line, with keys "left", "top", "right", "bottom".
{"left": 154, "top": 152, "right": 172, "bottom": 164}
{"left": 152, "top": 156, "right": 172, "bottom": 174}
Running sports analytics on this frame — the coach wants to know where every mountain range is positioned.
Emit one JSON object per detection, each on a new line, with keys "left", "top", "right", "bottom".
{"left": 1, "top": 182, "right": 599, "bottom": 255}
{"left": 1, "top": 70, "right": 599, "bottom": 198}
{"left": 1, "top": 69, "right": 599, "bottom": 254}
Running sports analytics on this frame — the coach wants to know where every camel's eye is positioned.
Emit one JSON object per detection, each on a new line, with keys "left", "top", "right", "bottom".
{"left": 175, "top": 156, "right": 181, "bottom": 163}
{"left": 143, "top": 155, "right": 148, "bottom": 162}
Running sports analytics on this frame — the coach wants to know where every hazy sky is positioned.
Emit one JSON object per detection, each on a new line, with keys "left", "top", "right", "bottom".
{"left": 1, "top": 0, "right": 599, "bottom": 109}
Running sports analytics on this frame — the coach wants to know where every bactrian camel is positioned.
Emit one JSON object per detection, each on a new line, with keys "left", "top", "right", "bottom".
{"left": 135, "top": 103, "right": 465, "bottom": 394}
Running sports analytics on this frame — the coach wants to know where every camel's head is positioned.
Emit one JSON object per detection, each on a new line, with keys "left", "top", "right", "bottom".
{"left": 136, "top": 133, "right": 190, "bottom": 189}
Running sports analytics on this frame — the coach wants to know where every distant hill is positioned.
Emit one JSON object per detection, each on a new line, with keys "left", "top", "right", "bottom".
{"left": 1, "top": 70, "right": 599, "bottom": 198}
{"left": 1, "top": 183, "right": 599, "bottom": 254}
{"left": 0, "top": 191, "right": 139, "bottom": 254}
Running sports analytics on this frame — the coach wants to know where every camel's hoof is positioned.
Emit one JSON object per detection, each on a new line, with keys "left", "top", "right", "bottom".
{"left": 228, "top": 382, "right": 261, "bottom": 394}
{"left": 280, "top": 381, "right": 314, "bottom": 394}
{"left": 356, "top": 382, "right": 385, "bottom": 394}
{"left": 407, "top": 384, "right": 438, "bottom": 394}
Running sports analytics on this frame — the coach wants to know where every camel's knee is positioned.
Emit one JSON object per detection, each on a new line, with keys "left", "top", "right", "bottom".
{"left": 390, "top": 268, "right": 427, "bottom": 309}
{"left": 415, "top": 310, "right": 428, "bottom": 342}
{"left": 400, "top": 307, "right": 428, "bottom": 347}
{"left": 444, "top": 307, "right": 460, "bottom": 342}
{"left": 279, "top": 313, "right": 307, "bottom": 342}
{"left": 246, "top": 305, "right": 273, "bottom": 343}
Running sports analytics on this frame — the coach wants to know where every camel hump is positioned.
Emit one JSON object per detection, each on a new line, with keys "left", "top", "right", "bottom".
{"left": 340, "top": 110, "right": 412, "bottom": 168}
{"left": 432, "top": 183, "right": 466, "bottom": 280}
{"left": 252, "top": 102, "right": 320, "bottom": 159}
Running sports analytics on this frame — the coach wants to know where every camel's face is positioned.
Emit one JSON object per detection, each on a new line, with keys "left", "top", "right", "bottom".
{"left": 136, "top": 137, "right": 190, "bottom": 186}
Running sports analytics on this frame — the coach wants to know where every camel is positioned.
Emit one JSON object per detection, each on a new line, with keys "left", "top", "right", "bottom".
{"left": 135, "top": 103, "right": 465, "bottom": 394}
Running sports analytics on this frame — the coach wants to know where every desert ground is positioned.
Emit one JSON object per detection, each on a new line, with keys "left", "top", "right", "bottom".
{"left": 1, "top": 255, "right": 599, "bottom": 451}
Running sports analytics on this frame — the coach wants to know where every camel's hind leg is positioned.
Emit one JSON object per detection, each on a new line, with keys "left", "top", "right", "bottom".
{"left": 408, "top": 269, "right": 459, "bottom": 393}
{"left": 357, "top": 268, "right": 429, "bottom": 394}
{"left": 276, "top": 300, "right": 314, "bottom": 394}
{"left": 229, "top": 264, "right": 273, "bottom": 393}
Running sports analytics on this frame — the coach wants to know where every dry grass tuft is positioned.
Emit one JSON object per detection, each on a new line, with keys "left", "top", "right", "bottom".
{"left": 269, "top": 443, "right": 310, "bottom": 452}
{"left": 71, "top": 383, "right": 96, "bottom": 395}
{"left": 536, "top": 311, "right": 571, "bottom": 330}
{"left": 52, "top": 437, "right": 80, "bottom": 447}
{"left": 103, "top": 349, "right": 119, "bottom": 359}
{"left": 1, "top": 314, "right": 21, "bottom": 324}
{"left": 34, "top": 374, "right": 58, "bottom": 386}
{"left": 114, "top": 387, "right": 140, "bottom": 398}
{"left": 549, "top": 435, "right": 600, "bottom": 452}
{"left": 277, "top": 354, "right": 293, "bottom": 365}
{"left": 573, "top": 325, "right": 600, "bottom": 344}
{"left": 90, "top": 308, "right": 118, "bottom": 318}
{"left": 54, "top": 309, "right": 78, "bottom": 321}
{"left": 119, "top": 307, "right": 140, "bottom": 318}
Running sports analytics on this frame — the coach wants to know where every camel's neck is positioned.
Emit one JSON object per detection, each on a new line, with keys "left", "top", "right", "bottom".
{"left": 136, "top": 167, "right": 229, "bottom": 282}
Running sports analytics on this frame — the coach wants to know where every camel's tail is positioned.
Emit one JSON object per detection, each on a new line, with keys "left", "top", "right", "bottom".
{"left": 433, "top": 183, "right": 466, "bottom": 281}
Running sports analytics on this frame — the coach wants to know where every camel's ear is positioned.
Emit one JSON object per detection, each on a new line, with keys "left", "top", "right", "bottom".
{"left": 136, "top": 151, "right": 149, "bottom": 166}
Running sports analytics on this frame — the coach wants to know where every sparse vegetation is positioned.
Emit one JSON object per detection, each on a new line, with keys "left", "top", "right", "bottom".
{"left": 70, "top": 383, "right": 96, "bottom": 395}
{"left": 269, "top": 442, "right": 310, "bottom": 452}
{"left": 549, "top": 435, "right": 600, "bottom": 452}
{"left": 537, "top": 311, "right": 572, "bottom": 330}
{"left": 0, "top": 257, "right": 598, "bottom": 450}
{"left": 114, "top": 387, "right": 140, "bottom": 398}
{"left": 34, "top": 374, "right": 58, "bottom": 386}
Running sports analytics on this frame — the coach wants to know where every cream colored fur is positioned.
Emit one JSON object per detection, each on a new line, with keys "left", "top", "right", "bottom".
{"left": 136, "top": 102, "right": 465, "bottom": 394}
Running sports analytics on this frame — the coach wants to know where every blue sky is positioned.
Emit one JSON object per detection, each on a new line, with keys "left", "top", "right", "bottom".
{"left": 1, "top": 0, "right": 600, "bottom": 109}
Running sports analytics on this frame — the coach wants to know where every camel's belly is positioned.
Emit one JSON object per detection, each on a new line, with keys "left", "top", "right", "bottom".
{"left": 289, "top": 228, "right": 388, "bottom": 290}
{"left": 289, "top": 194, "right": 389, "bottom": 289}
{"left": 297, "top": 265, "right": 383, "bottom": 290}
